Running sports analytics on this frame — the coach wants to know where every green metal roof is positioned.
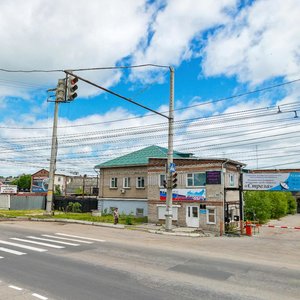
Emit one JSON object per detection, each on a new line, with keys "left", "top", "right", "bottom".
{"left": 95, "top": 145, "right": 192, "bottom": 168}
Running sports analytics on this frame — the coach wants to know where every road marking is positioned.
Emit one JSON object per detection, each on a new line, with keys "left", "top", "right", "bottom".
{"left": 32, "top": 293, "right": 48, "bottom": 300}
{"left": 26, "top": 236, "right": 79, "bottom": 246}
{"left": 42, "top": 235, "right": 93, "bottom": 244}
{"left": 10, "top": 238, "right": 65, "bottom": 249}
{"left": 0, "top": 240, "right": 47, "bottom": 252}
{"left": 9, "top": 285, "right": 23, "bottom": 291}
{"left": 55, "top": 233, "right": 106, "bottom": 242}
{"left": 0, "top": 247, "right": 26, "bottom": 255}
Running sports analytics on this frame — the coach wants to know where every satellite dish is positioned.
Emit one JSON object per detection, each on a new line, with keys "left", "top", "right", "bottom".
{"left": 280, "top": 182, "right": 289, "bottom": 190}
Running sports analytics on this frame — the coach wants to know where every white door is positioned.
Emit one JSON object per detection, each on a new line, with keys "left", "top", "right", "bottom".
{"left": 186, "top": 206, "right": 199, "bottom": 227}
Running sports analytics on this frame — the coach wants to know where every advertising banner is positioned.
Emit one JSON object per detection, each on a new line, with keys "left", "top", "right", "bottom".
{"left": 206, "top": 171, "right": 221, "bottom": 184}
{"left": 243, "top": 172, "right": 300, "bottom": 191}
{"left": 160, "top": 188, "right": 206, "bottom": 201}
{"left": 32, "top": 176, "right": 49, "bottom": 192}
{"left": 0, "top": 185, "right": 18, "bottom": 194}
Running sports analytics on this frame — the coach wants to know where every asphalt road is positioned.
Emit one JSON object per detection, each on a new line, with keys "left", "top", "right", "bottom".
{"left": 0, "top": 220, "right": 299, "bottom": 300}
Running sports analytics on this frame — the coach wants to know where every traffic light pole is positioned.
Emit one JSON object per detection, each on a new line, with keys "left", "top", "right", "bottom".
{"left": 165, "top": 67, "right": 174, "bottom": 231}
{"left": 45, "top": 98, "right": 59, "bottom": 214}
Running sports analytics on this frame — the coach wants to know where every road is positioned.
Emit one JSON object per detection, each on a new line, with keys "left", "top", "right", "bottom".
{"left": 0, "top": 219, "right": 299, "bottom": 300}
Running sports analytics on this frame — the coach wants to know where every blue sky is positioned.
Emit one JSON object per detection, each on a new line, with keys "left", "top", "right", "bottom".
{"left": 0, "top": 0, "right": 300, "bottom": 176}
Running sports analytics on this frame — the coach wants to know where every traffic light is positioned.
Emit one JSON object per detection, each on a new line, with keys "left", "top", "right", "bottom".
{"left": 172, "top": 172, "right": 178, "bottom": 189}
{"left": 56, "top": 79, "right": 66, "bottom": 102}
{"left": 163, "top": 180, "right": 167, "bottom": 188}
{"left": 67, "top": 75, "right": 78, "bottom": 101}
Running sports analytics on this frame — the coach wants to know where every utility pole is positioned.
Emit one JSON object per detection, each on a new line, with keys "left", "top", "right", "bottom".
{"left": 45, "top": 75, "right": 78, "bottom": 214}
{"left": 45, "top": 79, "right": 64, "bottom": 214}
{"left": 165, "top": 67, "right": 175, "bottom": 231}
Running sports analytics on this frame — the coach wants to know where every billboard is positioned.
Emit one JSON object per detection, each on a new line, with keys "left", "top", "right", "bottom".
{"left": 32, "top": 176, "right": 49, "bottom": 192}
{"left": 0, "top": 185, "right": 18, "bottom": 194}
{"left": 243, "top": 172, "right": 300, "bottom": 191}
{"left": 206, "top": 171, "right": 221, "bottom": 184}
{"left": 160, "top": 188, "right": 206, "bottom": 201}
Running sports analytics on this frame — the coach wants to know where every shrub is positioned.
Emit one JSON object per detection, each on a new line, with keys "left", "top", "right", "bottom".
{"left": 67, "top": 202, "right": 82, "bottom": 213}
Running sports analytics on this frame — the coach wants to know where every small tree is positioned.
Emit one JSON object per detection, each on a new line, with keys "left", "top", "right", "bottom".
{"left": 54, "top": 185, "right": 62, "bottom": 196}
{"left": 12, "top": 174, "right": 31, "bottom": 190}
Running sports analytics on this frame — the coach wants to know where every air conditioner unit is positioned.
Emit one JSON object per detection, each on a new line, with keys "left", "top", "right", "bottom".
{"left": 121, "top": 189, "right": 125, "bottom": 194}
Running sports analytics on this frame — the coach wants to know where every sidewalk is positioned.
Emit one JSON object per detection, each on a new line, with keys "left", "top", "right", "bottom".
{"left": 29, "top": 218, "right": 210, "bottom": 237}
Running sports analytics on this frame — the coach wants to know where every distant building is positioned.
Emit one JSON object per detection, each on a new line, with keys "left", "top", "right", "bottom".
{"left": 30, "top": 169, "right": 98, "bottom": 196}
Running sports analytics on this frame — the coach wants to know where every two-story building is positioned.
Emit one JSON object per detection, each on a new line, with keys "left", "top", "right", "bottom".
{"left": 95, "top": 145, "right": 245, "bottom": 233}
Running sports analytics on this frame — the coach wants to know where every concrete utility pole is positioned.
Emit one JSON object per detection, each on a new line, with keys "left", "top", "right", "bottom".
{"left": 45, "top": 89, "right": 60, "bottom": 214}
{"left": 165, "top": 67, "right": 175, "bottom": 231}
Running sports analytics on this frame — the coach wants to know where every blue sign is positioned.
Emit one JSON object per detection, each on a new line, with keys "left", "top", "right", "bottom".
{"left": 169, "top": 163, "right": 176, "bottom": 173}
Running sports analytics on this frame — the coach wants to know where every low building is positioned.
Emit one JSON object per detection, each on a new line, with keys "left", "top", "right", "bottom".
{"left": 95, "top": 145, "right": 245, "bottom": 233}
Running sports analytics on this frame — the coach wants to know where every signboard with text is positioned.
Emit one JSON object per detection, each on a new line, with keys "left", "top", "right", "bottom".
{"left": 206, "top": 171, "right": 221, "bottom": 184}
{"left": 160, "top": 188, "right": 206, "bottom": 201}
{"left": 243, "top": 172, "right": 300, "bottom": 191}
{"left": 32, "top": 176, "right": 49, "bottom": 192}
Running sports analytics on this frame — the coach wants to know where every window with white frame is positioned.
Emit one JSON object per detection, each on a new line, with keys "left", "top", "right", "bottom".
{"left": 229, "top": 173, "right": 235, "bottom": 187}
{"left": 187, "top": 173, "right": 206, "bottom": 187}
{"left": 206, "top": 207, "right": 216, "bottom": 224}
{"left": 123, "top": 177, "right": 131, "bottom": 188}
{"left": 159, "top": 174, "right": 166, "bottom": 187}
{"left": 136, "top": 176, "right": 145, "bottom": 188}
{"left": 110, "top": 177, "right": 118, "bottom": 188}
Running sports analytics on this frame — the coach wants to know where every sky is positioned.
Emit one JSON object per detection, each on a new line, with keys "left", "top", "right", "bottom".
{"left": 0, "top": 0, "right": 300, "bottom": 177}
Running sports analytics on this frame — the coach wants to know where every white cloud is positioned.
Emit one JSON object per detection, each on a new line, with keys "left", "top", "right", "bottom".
{"left": 0, "top": 0, "right": 153, "bottom": 96}
{"left": 131, "top": 0, "right": 237, "bottom": 82}
{"left": 202, "top": 0, "right": 300, "bottom": 84}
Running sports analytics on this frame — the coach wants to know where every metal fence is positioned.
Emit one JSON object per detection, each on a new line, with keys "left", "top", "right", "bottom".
{"left": 53, "top": 196, "right": 98, "bottom": 212}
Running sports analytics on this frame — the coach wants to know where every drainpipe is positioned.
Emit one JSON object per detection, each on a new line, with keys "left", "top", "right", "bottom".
{"left": 221, "top": 159, "right": 229, "bottom": 235}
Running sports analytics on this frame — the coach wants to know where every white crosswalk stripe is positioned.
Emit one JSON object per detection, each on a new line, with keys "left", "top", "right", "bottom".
{"left": 26, "top": 236, "right": 80, "bottom": 246}
{"left": 10, "top": 238, "right": 65, "bottom": 249}
{"left": 0, "top": 240, "right": 47, "bottom": 252}
{"left": 0, "top": 247, "right": 26, "bottom": 256}
{"left": 42, "top": 234, "right": 93, "bottom": 244}
{"left": 55, "top": 233, "right": 106, "bottom": 242}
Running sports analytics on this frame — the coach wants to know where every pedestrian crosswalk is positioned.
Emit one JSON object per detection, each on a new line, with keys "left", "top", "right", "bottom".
{"left": 0, "top": 233, "right": 105, "bottom": 260}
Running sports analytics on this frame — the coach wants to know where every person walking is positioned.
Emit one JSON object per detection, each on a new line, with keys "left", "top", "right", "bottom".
{"left": 113, "top": 208, "right": 119, "bottom": 225}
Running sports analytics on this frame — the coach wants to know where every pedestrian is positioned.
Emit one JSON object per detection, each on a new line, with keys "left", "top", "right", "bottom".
{"left": 113, "top": 208, "right": 119, "bottom": 225}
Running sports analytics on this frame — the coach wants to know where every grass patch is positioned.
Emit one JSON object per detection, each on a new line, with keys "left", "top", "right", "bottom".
{"left": 0, "top": 210, "right": 147, "bottom": 225}
{"left": 0, "top": 210, "right": 44, "bottom": 218}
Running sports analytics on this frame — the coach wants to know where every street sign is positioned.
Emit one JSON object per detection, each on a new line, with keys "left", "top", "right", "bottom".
{"left": 169, "top": 163, "right": 176, "bottom": 173}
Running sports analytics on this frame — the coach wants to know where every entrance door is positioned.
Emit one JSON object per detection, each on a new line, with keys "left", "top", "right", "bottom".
{"left": 186, "top": 206, "right": 199, "bottom": 227}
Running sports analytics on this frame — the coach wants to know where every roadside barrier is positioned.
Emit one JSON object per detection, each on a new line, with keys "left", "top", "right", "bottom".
{"left": 262, "top": 225, "right": 300, "bottom": 230}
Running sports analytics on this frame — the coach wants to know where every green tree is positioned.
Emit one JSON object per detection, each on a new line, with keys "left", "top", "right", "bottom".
{"left": 269, "top": 192, "right": 288, "bottom": 219}
{"left": 54, "top": 185, "right": 62, "bottom": 196}
{"left": 286, "top": 193, "right": 297, "bottom": 214}
{"left": 244, "top": 191, "right": 272, "bottom": 223}
{"left": 12, "top": 174, "right": 31, "bottom": 190}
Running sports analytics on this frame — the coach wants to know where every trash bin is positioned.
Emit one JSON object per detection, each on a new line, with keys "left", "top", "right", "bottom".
{"left": 245, "top": 221, "right": 252, "bottom": 236}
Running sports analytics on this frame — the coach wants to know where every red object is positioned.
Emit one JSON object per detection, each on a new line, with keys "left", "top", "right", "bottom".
{"left": 245, "top": 222, "right": 252, "bottom": 236}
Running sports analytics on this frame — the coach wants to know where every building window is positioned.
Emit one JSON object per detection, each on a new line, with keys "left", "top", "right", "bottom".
{"left": 206, "top": 207, "right": 216, "bottom": 224}
{"left": 136, "top": 177, "right": 145, "bottom": 188}
{"left": 229, "top": 173, "right": 235, "bottom": 187}
{"left": 136, "top": 208, "right": 144, "bottom": 217}
{"left": 123, "top": 177, "right": 131, "bottom": 188}
{"left": 187, "top": 173, "right": 206, "bottom": 187}
{"left": 110, "top": 177, "right": 118, "bottom": 188}
{"left": 57, "top": 177, "right": 61, "bottom": 182}
{"left": 159, "top": 174, "right": 166, "bottom": 187}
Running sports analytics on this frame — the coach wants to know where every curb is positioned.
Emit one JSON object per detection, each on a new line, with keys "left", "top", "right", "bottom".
{"left": 30, "top": 218, "right": 125, "bottom": 229}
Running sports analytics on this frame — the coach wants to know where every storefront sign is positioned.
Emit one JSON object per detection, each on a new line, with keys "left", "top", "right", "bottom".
{"left": 160, "top": 188, "right": 206, "bottom": 201}
{"left": 243, "top": 172, "right": 300, "bottom": 191}
{"left": 206, "top": 171, "right": 221, "bottom": 184}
